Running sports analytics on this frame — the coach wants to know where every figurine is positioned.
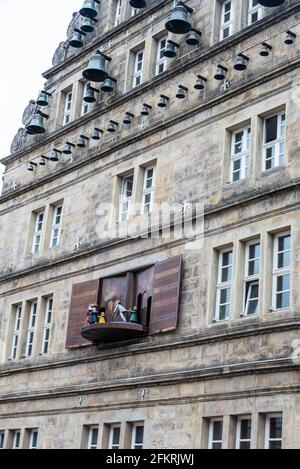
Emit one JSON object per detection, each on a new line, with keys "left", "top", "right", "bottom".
{"left": 112, "top": 299, "right": 128, "bottom": 322}
{"left": 88, "top": 304, "right": 99, "bottom": 325}
{"left": 129, "top": 306, "right": 139, "bottom": 324}
{"left": 98, "top": 307, "right": 106, "bottom": 325}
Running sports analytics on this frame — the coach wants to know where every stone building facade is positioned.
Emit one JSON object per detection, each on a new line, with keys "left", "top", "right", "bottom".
{"left": 1, "top": 0, "right": 300, "bottom": 449}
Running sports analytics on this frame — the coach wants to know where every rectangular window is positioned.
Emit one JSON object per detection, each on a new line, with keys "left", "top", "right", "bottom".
{"left": 131, "top": 7, "right": 139, "bottom": 17}
{"left": 265, "top": 414, "right": 283, "bottom": 449}
{"left": 216, "top": 250, "right": 233, "bottom": 321}
{"left": 272, "top": 232, "right": 291, "bottom": 310}
{"left": 114, "top": 0, "right": 122, "bottom": 26}
{"left": 155, "top": 37, "right": 167, "bottom": 75}
{"left": 32, "top": 211, "right": 44, "bottom": 254}
{"left": 108, "top": 425, "right": 121, "bottom": 450}
{"left": 263, "top": 113, "right": 286, "bottom": 171}
{"left": 13, "top": 430, "right": 21, "bottom": 449}
{"left": 50, "top": 205, "right": 63, "bottom": 248}
{"left": 0, "top": 431, "right": 4, "bottom": 449}
{"left": 248, "top": 0, "right": 263, "bottom": 25}
{"left": 88, "top": 426, "right": 99, "bottom": 449}
{"left": 142, "top": 166, "right": 156, "bottom": 214}
{"left": 81, "top": 83, "right": 90, "bottom": 116}
{"left": 133, "top": 50, "right": 144, "bottom": 88}
{"left": 131, "top": 423, "right": 144, "bottom": 449}
{"left": 220, "top": 0, "right": 234, "bottom": 40}
{"left": 230, "top": 127, "right": 251, "bottom": 182}
{"left": 41, "top": 297, "right": 53, "bottom": 355}
{"left": 236, "top": 417, "right": 252, "bottom": 449}
{"left": 29, "top": 430, "right": 39, "bottom": 449}
{"left": 25, "top": 301, "right": 37, "bottom": 357}
{"left": 119, "top": 174, "right": 134, "bottom": 222}
{"left": 10, "top": 304, "right": 22, "bottom": 360}
{"left": 208, "top": 419, "right": 223, "bottom": 449}
{"left": 243, "top": 241, "right": 260, "bottom": 316}
{"left": 63, "top": 91, "right": 73, "bottom": 125}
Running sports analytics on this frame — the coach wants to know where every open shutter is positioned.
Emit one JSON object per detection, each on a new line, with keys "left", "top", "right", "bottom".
{"left": 66, "top": 279, "right": 100, "bottom": 349}
{"left": 150, "top": 255, "right": 182, "bottom": 335}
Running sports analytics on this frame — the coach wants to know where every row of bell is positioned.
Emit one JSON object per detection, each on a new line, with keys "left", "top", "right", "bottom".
{"left": 83, "top": 78, "right": 117, "bottom": 103}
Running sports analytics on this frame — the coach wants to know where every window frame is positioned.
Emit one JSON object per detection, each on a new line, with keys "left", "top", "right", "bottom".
{"left": 81, "top": 83, "right": 90, "bottom": 116}
{"left": 155, "top": 37, "right": 167, "bottom": 76}
{"left": 133, "top": 49, "right": 144, "bottom": 88}
{"left": 220, "top": 0, "right": 234, "bottom": 41}
{"left": 108, "top": 424, "right": 121, "bottom": 450}
{"left": 119, "top": 174, "right": 134, "bottom": 222}
{"left": 0, "top": 431, "right": 5, "bottom": 449}
{"left": 272, "top": 231, "right": 291, "bottom": 311}
{"left": 50, "top": 205, "right": 63, "bottom": 248}
{"left": 263, "top": 112, "right": 286, "bottom": 171}
{"left": 11, "top": 304, "right": 22, "bottom": 360}
{"left": 208, "top": 418, "right": 223, "bottom": 450}
{"left": 248, "top": 0, "right": 263, "bottom": 25}
{"left": 243, "top": 240, "right": 261, "bottom": 316}
{"left": 12, "top": 430, "right": 21, "bottom": 449}
{"left": 32, "top": 211, "right": 44, "bottom": 254}
{"left": 265, "top": 414, "right": 283, "bottom": 450}
{"left": 235, "top": 416, "right": 252, "bottom": 449}
{"left": 114, "top": 0, "right": 123, "bottom": 26}
{"left": 25, "top": 301, "right": 38, "bottom": 358}
{"left": 41, "top": 297, "right": 53, "bottom": 355}
{"left": 29, "top": 429, "right": 39, "bottom": 449}
{"left": 63, "top": 91, "right": 73, "bottom": 126}
{"left": 131, "top": 422, "right": 144, "bottom": 450}
{"left": 142, "top": 166, "right": 156, "bottom": 215}
{"left": 88, "top": 425, "right": 99, "bottom": 450}
{"left": 215, "top": 249, "right": 233, "bottom": 322}
{"left": 230, "top": 126, "right": 251, "bottom": 183}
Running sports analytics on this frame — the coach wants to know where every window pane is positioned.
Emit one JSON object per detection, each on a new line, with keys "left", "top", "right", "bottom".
{"left": 240, "top": 419, "right": 251, "bottom": 440}
{"left": 113, "top": 427, "right": 120, "bottom": 445}
{"left": 212, "top": 442, "right": 222, "bottom": 449}
{"left": 265, "top": 116, "right": 278, "bottom": 143}
{"left": 276, "top": 291, "right": 290, "bottom": 309}
{"left": 213, "top": 421, "right": 223, "bottom": 441}
{"left": 269, "top": 417, "right": 282, "bottom": 439}
{"left": 91, "top": 428, "right": 98, "bottom": 446}
{"left": 240, "top": 441, "right": 251, "bottom": 449}
{"left": 269, "top": 440, "right": 282, "bottom": 450}
{"left": 135, "top": 426, "right": 144, "bottom": 444}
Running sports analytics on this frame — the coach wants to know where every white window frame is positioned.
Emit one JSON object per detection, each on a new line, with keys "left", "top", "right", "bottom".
{"left": 114, "top": 0, "right": 123, "bottom": 26}
{"left": 63, "top": 91, "right": 73, "bottom": 126}
{"left": 119, "top": 174, "right": 134, "bottom": 222}
{"left": 29, "top": 429, "right": 39, "bottom": 449}
{"left": 81, "top": 83, "right": 90, "bottom": 116}
{"left": 142, "top": 166, "right": 156, "bottom": 215}
{"left": 263, "top": 112, "right": 286, "bottom": 171}
{"left": 88, "top": 425, "right": 99, "bottom": 449}
{"left": 11, "top": 304, "right": 22, "bottom": 360}
{"left": 272, "top": 232, "right": 291, "bottom": 311}
{"left": 50, "top": 205, "right": 63, "bottom": 248}
{"left": 208, "top": 419, "right": 223, "bottom": 449}
{"left": 230, "top": 127, "right": 251, "bottom": 183}
{"left": 41, "top": 297, "right": 53, "bottom": 355}
{"left": 25, "top": 301, "right": 37, "bottom": 358}
{"left": 248, "top": 0, "right": 263, "bottom": 25}
{"left": 131, "top": 423, "right": 144, "bottom": 449}
{"left": 0, "top": 431, "right": 5, "bottom": 449}
{"left": 265, "top": 414, "right": 283, "bottom": 450}
{"left": 220, "top": 0, "right": 234, "bottom": 41}
{"left": 108, "top": 424, "right": 121, "bottom": 450}
{"left": 243, "top": 240, "right": 260, "bottom": 316}
{"left": 12, "top": 430, "right": 21, "bottom": 449}
{"left": 32, "top": 211, "right": 44, "bottom": 254}
{"left": 236, "top": 416, "right": 252, "bottom": 449}
{"left": 215, "top": 249, "right": 233, "bottom": 321}
{"left": 133, "top": 49, "right": 144, "bottom": 88}
{"left": 155, "top": 37, "right": 167, "bottom": 76}
{"left": 131, "top": 7, "right": 139, "bottom": 17}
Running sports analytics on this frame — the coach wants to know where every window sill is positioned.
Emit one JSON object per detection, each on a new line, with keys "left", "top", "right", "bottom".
{"left": 261, "top": 165, "right": 285, "bottom": 177}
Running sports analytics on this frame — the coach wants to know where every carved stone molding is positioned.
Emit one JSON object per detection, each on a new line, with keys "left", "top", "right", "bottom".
{"left": 52, "top": 41, "right": 68, "bottom": 66}
{"left": 10, "top": 128, "right": 27, "bottom": 155}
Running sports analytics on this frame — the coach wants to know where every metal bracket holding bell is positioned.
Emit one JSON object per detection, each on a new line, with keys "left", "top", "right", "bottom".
{"left": 88, "top": 85, "right": 99, "bottom": 93}
{"left": 96, "top": 50, "right": 112, "bottom": 62}
{"left": 75, "top": 28, "right": 87, "bottom": 37}
{"left": 36, "top": 109, "right": 50, "bottom": 119}
{"left": 167, "top": 39, "right": 180, "bottom": 49}
{"left": 262, "top": 42, "right": 272, "bottom": 50}
{"left": 80, "top": 135, "right": 89, "bottom": 140}
{"left": 177, "top": 1, "right": 194, "bottom": 14}
{"left": 197, "top": 74, "right": 207, "bottom": 82}
{"left": 237, "top": 53, "right": 249, "bottom": 62}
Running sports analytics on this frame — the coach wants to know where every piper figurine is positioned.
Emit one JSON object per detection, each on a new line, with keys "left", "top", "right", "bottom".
{"left": 129, "top": 305, "right": 139, "bottom": 324}
{"left": 112, "top": 299, "right": 128, "bottom": 322}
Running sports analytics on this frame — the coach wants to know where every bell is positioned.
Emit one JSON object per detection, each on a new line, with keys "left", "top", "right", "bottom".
{"left": 107, "top": 120, "right": 118, "bottom": 133}
{"left": 186, "top": 28, "right": 202, "bottom": 46}
{"left": 39, "top": 156, "right": 48, "bottom": 166}
{"left": 91, "top": 128, "right": 103, "bottom": 140}
{"left": 82, "top": 51, "right": 109, "bottom": 83}
{"left": 63, "top": 142, "right": 75, "bottom": 155}
{"left": 49, "top": 149, "right": 61, "bottom": 162}
{"left": 79, "top": 0, "right": 99, "bottom": 19}
{"left": 234, "top": 53, "right": 249, "bottom": 71}
{"left": 158, "top": 94, "right": 169, "bottom": 108}
{"left": 69, "top": 30, "right": 84, "bottom": 48}
{"left": 260, "top": 42, "right": 272, "bottom": 56}
{"left": 285, "top": 30, "right": 296, "bottom": 45}
{"left": 194, "top": 75, "right": 207, "bottom": 90}
{"left": 214, "top": 64, "right": 228, "bottom": 81}
{"left": 257, "top": 0, "right": 285, "bottom": 6}
{"left": 28, "top": 162, "right": 37, "bottom": 172}
{"left": 141, "top": 104, "right": 152, "bottom": 116}
{"left": 165, "top": 4, "right": 193, "bottom": 35}
{"left": 83, "top": 85, "right": 96, "bottom": 103}
{"left": 26, "top": 113, "right": 46, "bottom": 135}
{"left": 164, "top": 40, "right": 179, "bottom": 58}
{"left": 81, "top": 18, "right": 96, "bottom": 33}
{"left": 77, "top": 136, "right": 89, "bottom": 147}
{"left": 36, "top": 91, "right": 50, "bottom": 107}
{"left": 176, "top": 85, "right": 188, "bottom": 99}
{"left": 101, "top": 77, "right": 116, "bottom": 93}
{"left": 129, "top": 0, "right": 147, "bottom": 7}
{"left": 123, "top": 112, "right": 134, "bottom": 125}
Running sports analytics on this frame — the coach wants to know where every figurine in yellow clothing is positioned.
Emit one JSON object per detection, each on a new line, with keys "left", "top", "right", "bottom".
{"left": 98, "top": 307, "right": 106, "bottom": 325}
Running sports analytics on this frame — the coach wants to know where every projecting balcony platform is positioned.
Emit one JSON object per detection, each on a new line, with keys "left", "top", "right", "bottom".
{"left": 81, "top": 322, "right": 149, "bottom": 344}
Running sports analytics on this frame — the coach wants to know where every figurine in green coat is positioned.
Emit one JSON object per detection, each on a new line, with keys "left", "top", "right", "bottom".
{"left": 129, "top": 306, "right": 139, "bottom": 324}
